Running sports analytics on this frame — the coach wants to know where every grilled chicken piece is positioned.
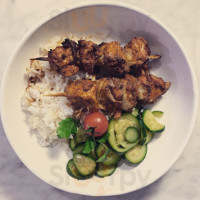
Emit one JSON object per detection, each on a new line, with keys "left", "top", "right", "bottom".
{"left": 65, "top": 74, "right": 170, "bottom": 118}
{"left": 97, "top": 77, "right": 138, "bottom": 118}
{"left": 146, "top": 74, "right": 171, "bottom": 103}
{"left": 136, "top": 74, "right": 171, "bottom": 104}
{"left": 77, "top": 40, "right": 98, "bottom": 74}
{"left": 60, "top": 65, "right": 79, "bottom": 77}
{"left": 47, "top": 39, "right": 79, "bottom": 77}
{"left": 65, "top": 79, "right": 98, "bottom": 118}
{"left": 124, "top": 37, "right": 151, "bottom": 66}
{"left": 95, "top": 41, "right": 130, "bottom": 77}
{"left": 124, "top": 37, "right": 160, "bottom": 76}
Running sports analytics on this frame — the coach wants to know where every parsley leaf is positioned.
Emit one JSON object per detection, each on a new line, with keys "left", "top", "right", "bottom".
{"left": 57, "top": 118, "right": 77, "bottom": 139}
{"left": 82, "top": 138, "right": 95, "bottom": 154}
{"left": 97, "top": 132, "right": 110, "bottom": 143}
{"left": 96, "top": 147, "right": 111, "bottom": 163}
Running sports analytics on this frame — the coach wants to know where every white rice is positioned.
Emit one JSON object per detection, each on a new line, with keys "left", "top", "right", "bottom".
{"left": 21, "top": 59, "right": 74, "bottom": 146}
{"left": 21, "top": 35, "right": 102, "bottom": 147}
{"left": 21, "top": 36, "right": 75, "bottom": 147}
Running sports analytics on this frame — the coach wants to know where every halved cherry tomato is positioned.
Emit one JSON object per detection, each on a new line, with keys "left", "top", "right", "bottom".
{"left": 83, "top": 112, "right": 108, "bottom": 137}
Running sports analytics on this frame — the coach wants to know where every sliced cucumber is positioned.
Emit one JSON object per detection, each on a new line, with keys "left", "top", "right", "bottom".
{"left": 145, "top": 131, "right": 154, "bottom": 144}
{"left": 139, "top": 119, "right": 147, "bottom": 145}
{"left": 73, "top": 143, "right": 84, "bottom": 156}
{"left": 75, "top": 127, "right": 89, "bottom": 144}
{"left": 96, "top": 143, "right": 121, "bottom": 165}
{"left": 69, "top": 139, "right": 77, "bottom": 150}
{"left": 66, "top": 159, "right": 85, "bottom": 180}
{"left": 90, "top": 149, "right": 97, "bottom": 160}
{"left": 96, "top": 163, "right": 117, "bottom": 177}
{"left": 152, "top": 111, "right": 164, "bottom": 118}
{"left": 125, "top": 145, "right": 147, "bottom": 164}
{"left": 125, "top": 127, "right": 139, "bottom": 143}
{"left": 73, "top": 154, "right": 96, "bottom": 176}
{"left": 132, "top": 108, "right": 139, "bottom": 117}
{"left": 108, "top": 114, "right": 139, "bottom": 154}
{"left": 152, "top": 110, "right": 164, "bottom": 119}
{"left": 142, "top": 109, "right": 165, "bottom": 133}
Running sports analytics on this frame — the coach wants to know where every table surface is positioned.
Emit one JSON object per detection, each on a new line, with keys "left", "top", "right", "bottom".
{"left": 0, "top": 0, "right": 200, "bottom": 199}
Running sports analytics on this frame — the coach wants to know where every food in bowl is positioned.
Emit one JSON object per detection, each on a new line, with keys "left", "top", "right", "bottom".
{"left": 22, "top": 35, "right": 170, "bottom": 179}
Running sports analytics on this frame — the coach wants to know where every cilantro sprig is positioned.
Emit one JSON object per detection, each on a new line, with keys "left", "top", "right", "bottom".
{"left": 57, "top": 118, "right": 111, "bottom": 162}
{"left": 82, "top": 138, "right": 95, "bottom": 154}
{"left": 57, "top": 117, "right": 78, "bottom": 139}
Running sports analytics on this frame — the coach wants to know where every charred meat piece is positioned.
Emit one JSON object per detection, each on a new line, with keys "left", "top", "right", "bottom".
{"left": 123, "top": 37, "right": 160, "bottom": 76}
{"left": 95, "top": 41, "right": 130, "bottom": 77}
{"left": 65, "top": 74, "right": 170, "bottom": 119}
{"left": 48, "top": 47, "right": 74, "bottom": 68}
{"left": 77, "top": 40, "right": 98, "bottom": 74}
{"left": 97, "top": 78, "right": 124, "bottom": 118}
{"left": 65, "top": 79, "right": 98, "bottom": 118}
{"left": 129, "top": 63, "right": 150, "bottom": 77}
{"left": 124, "top": 37, "right": 151, "bottom": 66}
{"left": 47, "top": 39, "right": 79, "bottom": 77}
{"left": 136, "top": 74, "right": 171, "bottom": 104}
{"left": 62, "top": 38, "right": 78, "bottom": 56}
{"left": 147, "top": 74, "right": 171, "bottom": 103}
{"left": 60, "top": 65, "right": 79, "bottom": 77}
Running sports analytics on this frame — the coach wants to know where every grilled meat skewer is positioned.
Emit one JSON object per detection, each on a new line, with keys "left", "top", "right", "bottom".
{"left": 31, "top": 37, "right": 160, "bottom": 78}
{"left": 65, "top": 74, "right": 170, "bottom": 119}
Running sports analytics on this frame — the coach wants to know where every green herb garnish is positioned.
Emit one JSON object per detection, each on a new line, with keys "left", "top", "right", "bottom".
{"left": 82, "top": 138, "right": 95, "bottom": 154}
{"left": 97, "top": 132, "right": 110, "bottom": 143}
{"left": 57, "top": 117, "right": 78, "bottom": 139}
{"left": 96, "top": 146, "right": 111, "bottom": 163}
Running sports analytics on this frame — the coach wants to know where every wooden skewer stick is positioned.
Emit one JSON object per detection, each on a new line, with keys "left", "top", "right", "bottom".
{"left": 44, "top": 92, "right": 67, "bottom": 97}
{"left": 149, "top": 55, "right": 161, "bottom": 59}
{"left": 30, "top": 57, "right": 49, "bottom": 61}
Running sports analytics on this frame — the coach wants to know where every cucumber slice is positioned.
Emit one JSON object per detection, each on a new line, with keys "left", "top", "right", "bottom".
{"left": 96, "top": 143, "right": 121, "bottom": 165}
{"left": 142, "top": 109, "right": 165, "bottom": 133}
{"left": 108, "top": 119, "right": 139, "bottom": 154}
{"left": 125, "top": 145, "right": 147, "bottom": 164}
{"left": 75, "top": 127, "right": 89, "bottom": 144}
{"left": 132, "top": 108, "right": 139, "bottom": 117}
{"left": 66, "top": 159, "right": 85, "bottom": 180}
{"left": 73, "top": 143, "right": 84, "bottom": 156}
{"left": 145, "top": 131, "right": 154, "bottom": 144}
{"left": 139, "top": 119, "right": 147, "bottom": 145}
{"left": 125, "top": 127, "right": 139, "bottom": 143}
{"left": 152, "top": 111, "right": 164, "bottom": 118}
{"left": 90, "top": 149, "right": 97, "bottom": 160}
{"left": 108, "top": 113, "right": 140, "bottom": 153}
{"left": 114, "top": 114, "right": 140, "bottom": 147}
{"left": 73, "top": 143, "right": 96, "bottom": 159}
{"left": 96, "top": 163, "right": 117, "bottom": 177}
{"left": 69, "top": 139, "right": 77, "bottom": 150}
{"left": 73, "top": 154, "right": 96, "bottom": 176}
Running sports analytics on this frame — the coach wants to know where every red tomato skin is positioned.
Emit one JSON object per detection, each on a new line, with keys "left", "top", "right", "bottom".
{"left": 83, "top": 112, "right": 108, "bottom": 137}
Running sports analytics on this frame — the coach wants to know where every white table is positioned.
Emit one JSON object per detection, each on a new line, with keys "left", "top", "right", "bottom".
{"left": 0, "top": 0, "right": 200, "bottom": 199}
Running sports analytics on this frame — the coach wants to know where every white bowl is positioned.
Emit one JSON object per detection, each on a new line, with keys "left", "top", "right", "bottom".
{"left": 0, "top": 2, "right": 198, "bottom": 196}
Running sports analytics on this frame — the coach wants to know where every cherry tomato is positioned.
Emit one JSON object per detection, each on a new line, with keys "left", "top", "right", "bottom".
{"left": 83, "top": 112, "right": 108, "bottom": 137}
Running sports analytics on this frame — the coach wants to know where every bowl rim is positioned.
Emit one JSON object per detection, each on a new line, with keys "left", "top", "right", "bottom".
{"left": 0, "top": 1, "right": 199, "bottom": 196}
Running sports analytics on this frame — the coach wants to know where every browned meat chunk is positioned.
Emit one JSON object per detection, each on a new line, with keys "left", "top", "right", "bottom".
{"left": 124, "top": 37, "right": 151, "bottom": 66}
{"left": 60, "top": 65, "right": 79, "bottom": 77}
{"left": 47, "top": 39, "right": 79, "bottom": 77}
{"left": 48, "top": 46, "right": 74, "bottom": 68}
{"left": 65, "top": 79, "right": 98, "bottom": 118}
{"left": 95, "top": 41, "right": 129, "bottom": 77}
{"left": 77, "top": 40, "right": 98, "bottom": 74}
{"left": 136, "top": 74, "right": 171, "bottom": 104}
